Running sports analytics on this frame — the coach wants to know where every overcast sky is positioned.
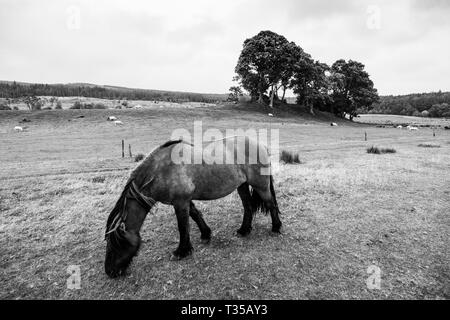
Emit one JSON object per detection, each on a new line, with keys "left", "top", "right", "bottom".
{"left": 1, "top": 0, "right": 449, "bottom": 95}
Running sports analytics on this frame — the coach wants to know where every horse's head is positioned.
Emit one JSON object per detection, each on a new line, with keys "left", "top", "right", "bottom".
{"left": 104, "top": 180, "right": 155, "bottom": 278}
{"left": 105, "top": 225, "right": 141, "bottom": 278}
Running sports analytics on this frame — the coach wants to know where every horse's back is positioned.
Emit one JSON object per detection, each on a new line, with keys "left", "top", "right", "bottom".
{"left": 145, "top": 137, "right": 272, "bottom": 203}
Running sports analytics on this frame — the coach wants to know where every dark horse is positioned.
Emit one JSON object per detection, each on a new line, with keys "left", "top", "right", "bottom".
{"left": 104, "top": 137, "right": 282, "bottom": 278}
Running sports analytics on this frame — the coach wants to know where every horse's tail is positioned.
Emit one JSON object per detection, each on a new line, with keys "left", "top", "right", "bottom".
{"left": 251, "top": 175, "right": 279, "bottom": 215}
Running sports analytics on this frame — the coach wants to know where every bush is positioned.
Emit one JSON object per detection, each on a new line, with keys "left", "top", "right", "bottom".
{"left": 70, "top": 101, "right": 83, "bottom": 109}
{"left": 134, "top": 153, "right": 145, "bottom": 162}
{"left": 367, "top": 146, "right": 396, "bottom": 154}
{"left": 31, "top": 102, "right": 42, "bottom": 110}
{"left": 280, "top": 150, "right": 301, "bottom": 164}
{"left": 94, "top": 103, "right": 107, "bottom": 109}
{"left": 70, "top": 101, "right": 107, "bottom": 109}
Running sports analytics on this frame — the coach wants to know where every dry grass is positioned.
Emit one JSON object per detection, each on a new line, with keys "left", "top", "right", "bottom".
{"left": 0, "top": 104, "right": 449, "bottom": 300}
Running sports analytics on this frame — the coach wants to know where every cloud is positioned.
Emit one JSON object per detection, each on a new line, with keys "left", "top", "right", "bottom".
{"left": 0, "top": 0, "right": 448, "bottom": 95}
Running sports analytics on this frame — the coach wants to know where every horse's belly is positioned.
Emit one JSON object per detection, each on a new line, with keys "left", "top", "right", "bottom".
{"left": 193, "top": 183, "right": 240, "bottom": 200}
{"left": 190, "top": 164, "right": 246, "bottom": 200}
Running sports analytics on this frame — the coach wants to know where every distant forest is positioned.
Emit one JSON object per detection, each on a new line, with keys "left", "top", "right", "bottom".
{"left": 0, "top": 81, "right": 227, "bottom": 104}
{"left": 358, "top": 91, "right": 450, "bottom": 118}
{"left": 0, "top": 81, "right": 449, "bottom": 118}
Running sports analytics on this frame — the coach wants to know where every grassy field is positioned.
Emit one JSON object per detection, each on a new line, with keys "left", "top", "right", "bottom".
{"left": 0, "top": 103, "right": 449, "bottom": 299}
{"left": 5, "top": 96, "right": 218, "bottom": 111}
{"left": 355, "top": 114, "right": 450, "bottom": 127}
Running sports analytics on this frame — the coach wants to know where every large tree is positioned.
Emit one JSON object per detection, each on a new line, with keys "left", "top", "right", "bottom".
{"left": 291, "top": 57, "right": 331, "bottom": 115}
{"left": 329, "top": 59, "right": 379, "bottom": 119}
{"left": 234, "top": 30, "right": 293, "bottom": 107}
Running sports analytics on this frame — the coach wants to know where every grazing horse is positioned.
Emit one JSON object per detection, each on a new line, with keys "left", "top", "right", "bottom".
{"left": 104, "top": 137, "right": 282, "bottom": 278}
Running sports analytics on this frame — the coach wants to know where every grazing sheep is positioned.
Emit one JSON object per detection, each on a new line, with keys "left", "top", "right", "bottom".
{"left": 107, "top": 116, "right": 117, "bottom": 121}
{"left": 114, "top": 120, "right": 123, "bottom": 126}
{"left": 14, "top": 126, "right": 23, "bottom": 132}
{"left": 409, "top": 126, "right": 419, "bottom": 131}
{"left": 397, "top": 125, "right": 403, "bottom": 129}
{"left": 268, "top": 113, "right": 273, "bottom": 117}
{"left": 330, "top": 122, "right": 338, "bottom": 126}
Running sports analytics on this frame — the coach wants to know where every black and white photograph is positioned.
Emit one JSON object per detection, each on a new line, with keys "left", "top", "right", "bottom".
{"left": 0, "top": 0, "right": 449, "bottom": 306}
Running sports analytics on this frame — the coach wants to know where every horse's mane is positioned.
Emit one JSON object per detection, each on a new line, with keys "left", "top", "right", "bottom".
{"left": 105, "top": 139, "right": 185, "bottom": 237}
{"left": 105, "top": 179, "right": 133, "bottom": 236}
{"left": 159, "top": 139, "right": 183, "bottom": 148}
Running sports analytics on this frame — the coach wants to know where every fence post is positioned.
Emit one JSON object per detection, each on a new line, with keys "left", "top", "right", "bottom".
{"left": 129, "top": 144, "right": 132, "bottom": 158}
{"left": 365, "top": 132, "right": 367, "bottom": 141}
{"left": 122, "top": 140, "right": 124, "bottom": 158}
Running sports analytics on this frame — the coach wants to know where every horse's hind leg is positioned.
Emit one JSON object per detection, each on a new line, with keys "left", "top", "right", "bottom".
{"left": 237, "top": 182, "right": 253, "bottom": 236}
{"left": 189, "top": 201, "right": 211, "bottom": 243}
{"left": 173, "top": 200, "right": 193, "bottom": 259}
{"left": 253, "top": 188, "right": 282, "bottom": 233}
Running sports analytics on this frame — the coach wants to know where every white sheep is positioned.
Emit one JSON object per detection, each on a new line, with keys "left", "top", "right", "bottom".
{"left": 107, "top": 116, "right": 117, "bottom": 121}
{"left": 14, "top": 126, "right": 23, "bottom": 132}
{"left": 330, "top": 122, "right": 338, "bottom": 126}
{"left": 268, "top": 113, "right": 273, "bottom": 117}
{"left": 114, "top": 120, "right": 124, "bottom": 126}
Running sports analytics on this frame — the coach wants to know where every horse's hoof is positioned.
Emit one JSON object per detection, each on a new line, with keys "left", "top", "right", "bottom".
{"left": 172, "top": 246, "right": 193, "bottom": 259}
{"left": 237, "top": 228, "right": 251, "bottom": 237}
{"left": 200, "top": 237, "right": 211, "bottom": 244}
{"left": 271, "top": 226, "right": 282, "bottom": 234}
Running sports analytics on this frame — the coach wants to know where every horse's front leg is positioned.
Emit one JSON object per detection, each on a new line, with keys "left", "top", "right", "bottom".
{"left": 189, "top": 201, "right": 211, "bottom": 244}
{"left": 173, "top": 200, "right": 193, "bottom": 259}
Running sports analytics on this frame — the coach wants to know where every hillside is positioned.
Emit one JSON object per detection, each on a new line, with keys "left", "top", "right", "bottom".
{"left": 0, "top": 80, "right": 228, "bottom": 103}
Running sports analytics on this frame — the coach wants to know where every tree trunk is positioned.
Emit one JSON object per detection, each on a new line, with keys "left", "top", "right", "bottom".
{"left": 274, "top": 85, "right": 279, "bottom": 100}
{"left": 258, "top": 91, "right": 264, "bottom": 104}
{"left": 309, "top": 102, "right": 315, "bottom": 115}
{"left": 269, "top": 84, "right": 275, "bottom": 108}
{"left": 281, "top": 86, "right": 286, "bottom": 102}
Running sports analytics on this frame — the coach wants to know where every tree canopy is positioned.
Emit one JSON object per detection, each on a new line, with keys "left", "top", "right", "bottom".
{"left": 235, "top": 31, "right": 295, "bottom": 107}
{"left": 234, "top": 30, "right": 380, "bottom": 118}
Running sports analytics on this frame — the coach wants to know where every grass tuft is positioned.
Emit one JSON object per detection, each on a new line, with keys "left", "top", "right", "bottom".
{"left": 134, "top": 153, "right": 145, "bottom": 162}
{"left": 418, "top": 144, "right": 440, "bottom": 148}
{"left": 367, "top": 146, "right": 396, "bottom": 154}
{"left": 92, "top": 176, "right": 105, "bottom": 183}
{"left": 280, "top": 150, "right": 301, "bottom": 164}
